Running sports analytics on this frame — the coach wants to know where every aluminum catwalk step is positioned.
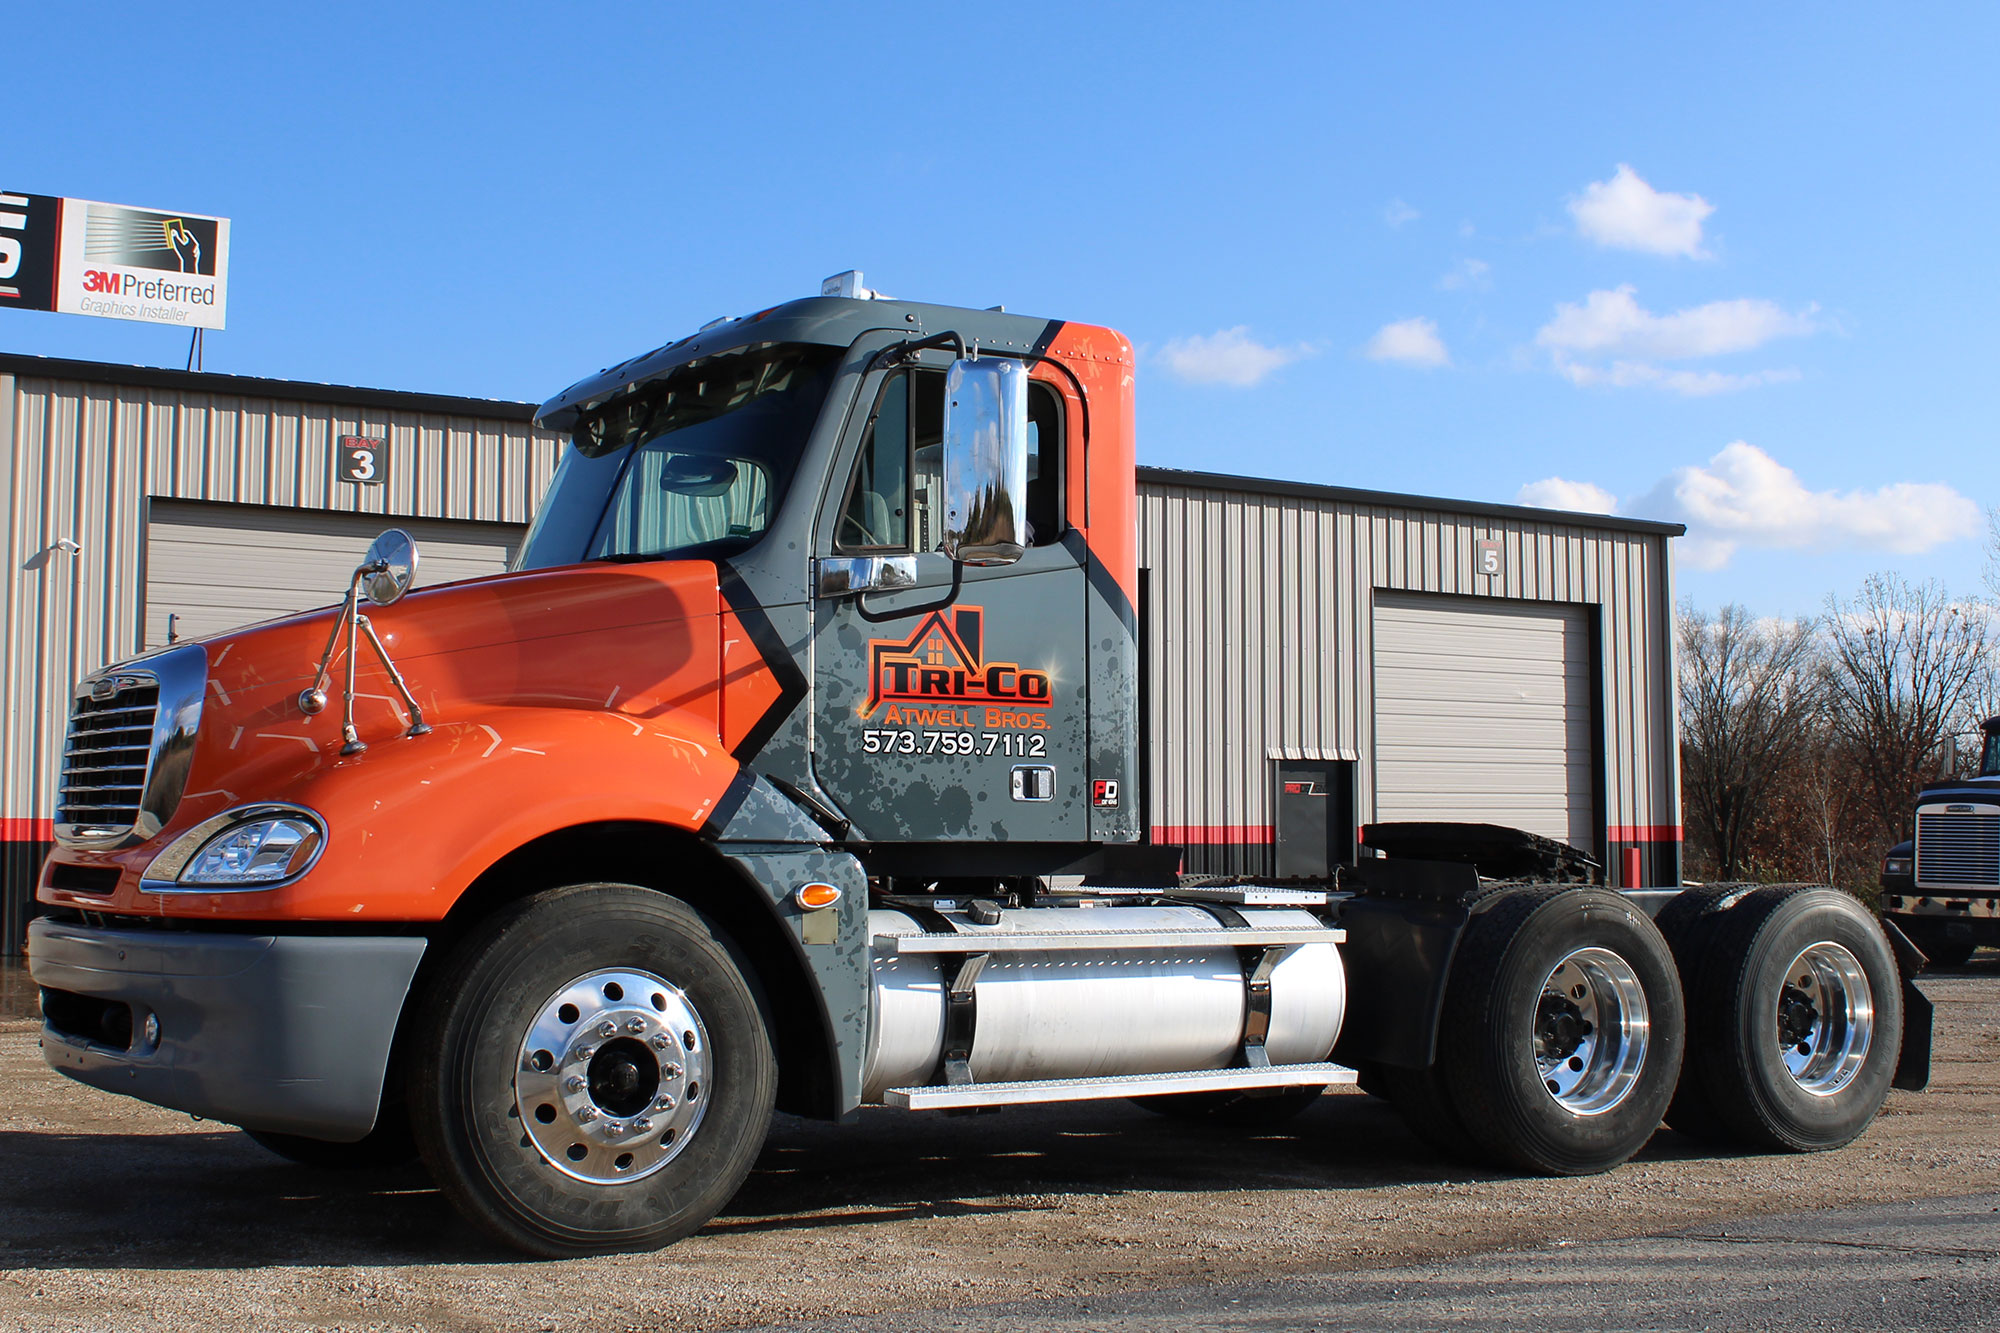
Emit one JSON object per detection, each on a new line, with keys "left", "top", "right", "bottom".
{"left": 874, "top": 926, "right": 1344, "bottom": 955}
{"left": 883, "top": 1062, "right": 1356, "bottom": 1110}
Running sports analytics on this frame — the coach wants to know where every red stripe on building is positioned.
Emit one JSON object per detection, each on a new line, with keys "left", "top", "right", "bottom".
{"left": 1149, "top": 824, "right": 1275, "bottom": 846}
{"left": 0, "top": 818, "right": 54, "bottom": 842}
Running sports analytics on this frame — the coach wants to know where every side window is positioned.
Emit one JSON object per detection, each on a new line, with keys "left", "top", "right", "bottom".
{"left": 837, "top": 366, "right": 1063, "bottom": 552}
{"left": 838, "top": 372, "right": 910, "bottom": 550}
{"left": 1026, "top": 382, "right": 1062, "bottom": 545}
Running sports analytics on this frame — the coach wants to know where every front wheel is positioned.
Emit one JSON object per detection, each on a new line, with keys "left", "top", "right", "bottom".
{"left": 409, "top": 885, "right": 777, "bottom": 1257}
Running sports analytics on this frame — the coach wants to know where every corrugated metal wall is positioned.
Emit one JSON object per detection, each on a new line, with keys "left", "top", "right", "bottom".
{"left": 1137, "top": 473, "right": 1680, "bottom": 884}
{"left": 1, "top": 365, "right": 565, "bottom": 951}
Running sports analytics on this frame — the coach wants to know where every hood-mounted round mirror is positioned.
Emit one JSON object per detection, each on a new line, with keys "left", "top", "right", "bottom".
{"left": 360, "top": 528, "right": 419, "bottom": 605}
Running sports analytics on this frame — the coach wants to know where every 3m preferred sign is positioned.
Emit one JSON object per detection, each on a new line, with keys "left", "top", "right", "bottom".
{"left": 56, "top": 198, "right": 230, "bottom": 329}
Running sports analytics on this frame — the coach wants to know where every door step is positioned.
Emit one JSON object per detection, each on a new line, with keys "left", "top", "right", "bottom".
{"left": 883, "top": 1061, "right": 1355, "bottom": 1110}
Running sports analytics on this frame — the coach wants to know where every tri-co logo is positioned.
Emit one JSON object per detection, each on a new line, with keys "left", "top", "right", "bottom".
{"left": 862, "top": 605, "right": 1051, "bottom": 720}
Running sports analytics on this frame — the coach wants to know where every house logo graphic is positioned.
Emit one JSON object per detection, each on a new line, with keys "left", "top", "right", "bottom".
{"left": 862, "top": 605, "right": 1052, "bottom": 720}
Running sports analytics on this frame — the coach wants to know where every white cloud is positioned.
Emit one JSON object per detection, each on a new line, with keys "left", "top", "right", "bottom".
{"left": 1535, "top": 286, "right": 1819, "bottom": 395}
{"left": 1157, "top": 326, "right": 1314, "bottom": 387}
{"left": 1519, "top": 442, "right": 1982, "bottom": 570}
{"left": 1556, "top": 361, "right": 1802, "bottom": 397}
{"left": 1384, "top": 198, "right": 1420, "bottom": 227}
{"left": 1516, "top": 477, "right": 1620, "bottom": 515}
{"left": 1437, "top": 258, "right": 1491, "bottom": 291}
{"left": 1537, "top": 287, "right": 1818, "bottom": 360}
{"left": 1365, "top": 317, "right": 1450, "bottom": 368}
{"left": 1568, "top": 164, "right": 1715, "bottom": 258}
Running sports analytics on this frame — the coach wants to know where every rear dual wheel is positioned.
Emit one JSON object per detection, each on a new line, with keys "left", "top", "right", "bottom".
{"left": 1664, "top": 886, "right": 1900, "bottom": 1152}
{"left": 410, "top": 885, "right": 776, "bottom": 1257}
{"left": 1385, "top": 887, "right": 1684, "bottom": 1175}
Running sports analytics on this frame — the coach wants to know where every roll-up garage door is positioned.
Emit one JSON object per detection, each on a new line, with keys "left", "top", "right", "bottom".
{"left": 144, "top": 500, "right": 527, "bottom": 650}
{"left": 1372, "top": 592, "right": 1596, "bottom": 854}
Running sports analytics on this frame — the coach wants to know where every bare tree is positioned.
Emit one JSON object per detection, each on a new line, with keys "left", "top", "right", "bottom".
{"left": 1984, "top": 505, "right": 2000, "bottom": 600}
{"left": 1678, "top": 604, "right": 1822, "bottom": 879}
{"left": 1822, "top": 573, "right": 1995, "bottom": 844}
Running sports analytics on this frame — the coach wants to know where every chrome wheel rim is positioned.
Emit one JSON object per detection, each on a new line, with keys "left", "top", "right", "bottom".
{"left": 1778, "top": 942, "right": 1873, "bottom": 1096}
{"left": 514, "top": 968, "right": 711, "bottom": 1184}
{"left": 1535, "top": 946, "right": 1650, "bottom": 1116}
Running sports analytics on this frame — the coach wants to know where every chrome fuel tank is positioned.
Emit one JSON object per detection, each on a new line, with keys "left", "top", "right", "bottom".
{"left": 861, "top": 905, "right": 1346, "bottom": 1102}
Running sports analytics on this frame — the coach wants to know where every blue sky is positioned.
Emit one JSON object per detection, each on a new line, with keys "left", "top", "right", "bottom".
{"left": 9, "top": 4, "right": 1995, "bottom": 617}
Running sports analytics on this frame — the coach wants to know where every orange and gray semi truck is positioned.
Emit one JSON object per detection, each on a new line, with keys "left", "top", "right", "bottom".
{"left": 28, "top": 283, "right": 1931, "bottom": 1256}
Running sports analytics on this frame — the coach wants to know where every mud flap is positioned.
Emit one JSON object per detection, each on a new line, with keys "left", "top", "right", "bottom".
{"left": 1331, "top": 859, "right": 1480, "bottom": 1070}
{"left": 1881, "top": 916, "right": 1933, "bottom": 1092}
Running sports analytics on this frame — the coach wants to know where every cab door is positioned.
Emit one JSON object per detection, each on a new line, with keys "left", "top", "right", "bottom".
{"left": 809, "top": 358, "right": 1089, "bottom": 845}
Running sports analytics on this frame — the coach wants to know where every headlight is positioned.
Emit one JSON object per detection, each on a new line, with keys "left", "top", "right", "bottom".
{"left": 143, "top": 804, "right": 326, "bottom": 891}
{"left": 181, "top": 818, "right": 322, "bottom": 885}
{"left": 1882, "top": 856, "right": 1913, "bottom": 877}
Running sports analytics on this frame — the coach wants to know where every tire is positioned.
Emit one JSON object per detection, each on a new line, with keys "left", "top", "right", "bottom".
{"left": 1685, "top": 886, "right": 1902, "bottom": 1153}
{"left": 409, "top": 885, "right": 777, "bottom": 1257}
{"left": 1654, "top": 885, "right": 1750, "bottom": 1145}
{"left": 246, "top": 1108, "right": 417, "bottom": 1170}
{"left": 1438, "top": 887, "right": 1684, "bottom": 1176}
{"left": 1132, "top": 1086, "right": 1326, "bottom": 1126}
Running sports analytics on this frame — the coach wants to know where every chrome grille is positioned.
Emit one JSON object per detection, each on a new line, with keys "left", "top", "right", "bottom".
{"left": 57, "top": 684, "right": 160, "bottom": 834}
{"left": 1915, "top": 811, "right": 2000, "bottom": 887}
{"left": 53, "top": 645, "right": 206, "bottom": 850}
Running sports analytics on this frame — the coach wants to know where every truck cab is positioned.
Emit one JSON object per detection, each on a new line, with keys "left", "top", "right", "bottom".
{"left": 1880, "top": 714, "right": 2000, "bottom": 964}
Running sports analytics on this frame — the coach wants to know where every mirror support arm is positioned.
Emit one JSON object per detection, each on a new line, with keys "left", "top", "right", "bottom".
{"left": 874, "top": 329, "right": 968, "bottom": 370}
{"left": 297, "top": 560, "right": 433, "bottom": 747}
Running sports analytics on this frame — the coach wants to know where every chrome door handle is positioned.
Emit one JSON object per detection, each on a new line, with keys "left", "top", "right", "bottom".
{"left": 816, "top": 555, "right": 919, "bottom": 598}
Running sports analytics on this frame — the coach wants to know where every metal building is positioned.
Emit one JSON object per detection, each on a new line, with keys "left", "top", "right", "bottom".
{"left": 1137, "top": 468, "right": 1682, "bottom": 887}
{"left": 1, "top": 355, "right": 1683, "bottom": 952}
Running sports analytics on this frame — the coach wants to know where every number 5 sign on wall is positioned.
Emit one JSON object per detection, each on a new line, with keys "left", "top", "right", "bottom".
{"left": 339, "top": 436, "right": 388, "bottom": 486}
{"left": 1477, "top": 538, "right": 1504, "bottom": 579}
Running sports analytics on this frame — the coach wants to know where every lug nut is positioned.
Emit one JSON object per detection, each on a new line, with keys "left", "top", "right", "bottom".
{"left": 654, "top": 1093, "right": 677, "bottom": 1112}
{"left": 576, "top": 1106, "right": 598, "bottom": 1123}
{"left": 564, "top": 1075, "right": 587, "bottom": 1094}
{"left": 625, "top": 1017, "right": 646, "bottom": 1034}
{"left": 649, "top": 1034, "right": 671, "bottom": 1051}
{"left": 598, "top": 1020, "right": 618, "bottom": 1038}
{"left": 632, "top": 1117, "right": 653, "bottom": 1133}
{"left": 571, "top": 1045, "right": 595, "bottom": 1063}
{"left": 604, "top": 1121, "right": 625, "bottom": 1138}
{"left": 661, "top": 1062, "right": 682, "bottom": 1080}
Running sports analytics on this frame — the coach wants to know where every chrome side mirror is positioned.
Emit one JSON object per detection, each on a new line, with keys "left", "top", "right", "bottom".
{"left": 360, "top": 528, "right": 419, "bottom": 605}
{"left": 940, "top": 358, "right": 1028, "bottom": 566}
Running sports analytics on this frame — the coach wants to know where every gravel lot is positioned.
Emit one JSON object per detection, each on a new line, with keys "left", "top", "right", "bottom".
{"left": 0, "top": 953, "right": 1994, "bottom": 1332}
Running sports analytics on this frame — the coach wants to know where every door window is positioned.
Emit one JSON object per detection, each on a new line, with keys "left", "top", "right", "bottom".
{"left": 835, "top": 367, "right": 1063, "bottom": 553}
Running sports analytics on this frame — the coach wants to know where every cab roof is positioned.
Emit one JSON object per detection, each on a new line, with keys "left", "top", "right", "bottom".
{"left": 534, "top": 296, "right": 1069, "bottom": 433}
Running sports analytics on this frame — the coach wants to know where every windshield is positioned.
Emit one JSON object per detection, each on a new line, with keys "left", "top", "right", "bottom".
{"left": 516, "top": 342, "right": 840, "bottom": 570}
{"left": 1982, "top": 730, "right": 2000, "bottom": 778}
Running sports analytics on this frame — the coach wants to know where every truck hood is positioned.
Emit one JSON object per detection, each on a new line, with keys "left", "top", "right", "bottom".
{"left": 44, "top": 559, "right": 773, "bottom": 912}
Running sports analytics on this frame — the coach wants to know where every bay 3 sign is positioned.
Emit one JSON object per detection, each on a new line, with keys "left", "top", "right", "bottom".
{"left": 0, "top": 191, "right": 230, "bottom": 330}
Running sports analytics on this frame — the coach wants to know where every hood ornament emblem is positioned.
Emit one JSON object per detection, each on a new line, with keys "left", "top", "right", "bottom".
{"left": 298, "top": 528, "right": 433, "bottom": 755}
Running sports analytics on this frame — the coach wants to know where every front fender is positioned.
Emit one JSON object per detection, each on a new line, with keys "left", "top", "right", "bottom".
{"left": 146, "top": 706, "right": 743, "bottom": 922}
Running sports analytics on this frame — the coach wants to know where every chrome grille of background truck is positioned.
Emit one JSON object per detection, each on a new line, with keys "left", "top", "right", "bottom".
{"left": 1914, "top": 807, "right": 2000, "bottom": 888}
